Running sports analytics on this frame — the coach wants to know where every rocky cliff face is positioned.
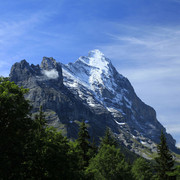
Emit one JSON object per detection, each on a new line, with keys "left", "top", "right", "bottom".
{"left": 9, "top": 50, "right": 178, "bottom": 157}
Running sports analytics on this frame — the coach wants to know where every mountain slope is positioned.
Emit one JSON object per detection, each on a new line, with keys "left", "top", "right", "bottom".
{"left": 9, "top": 50, "right": 178, "bottom": 157}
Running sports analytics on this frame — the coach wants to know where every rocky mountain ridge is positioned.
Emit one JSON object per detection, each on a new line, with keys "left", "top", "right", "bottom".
{"left": 9, "top": 50, "right": 178, "bottom": 158}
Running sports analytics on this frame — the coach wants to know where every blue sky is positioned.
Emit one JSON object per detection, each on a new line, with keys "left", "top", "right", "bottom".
{"left": 1, "top": 0, "right": 180, "bottom": 146}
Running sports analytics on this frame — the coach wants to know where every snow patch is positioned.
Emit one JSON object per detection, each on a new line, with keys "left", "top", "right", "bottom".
{"left": 114, "top": 120, "right": 126, "bottom": 126}
{"left": 132, "top": 135, "right": 136, "bottom": 139}
{"left": 140, "top": 140, "right": 147, "bottom": 145}
{"left": 43, "top": 69, "right": 59, "bottom": 79}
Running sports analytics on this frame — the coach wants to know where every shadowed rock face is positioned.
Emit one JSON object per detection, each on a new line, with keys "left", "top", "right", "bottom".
{"left": 9, "top": 50, "right": 179, "bottom": 156}
{"left": 10, "top": 57, "right": 115, "bottom": 141}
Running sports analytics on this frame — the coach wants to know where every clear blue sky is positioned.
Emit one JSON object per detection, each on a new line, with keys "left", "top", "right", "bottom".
{"left": 1, "top": 0, "right": 180, "bottom": 146}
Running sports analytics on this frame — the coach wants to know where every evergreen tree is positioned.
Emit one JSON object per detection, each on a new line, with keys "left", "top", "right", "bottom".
{"left": 76, "top": 121, "right": 91, "bottom": 169}
{"left": 0, "top": 77, "right": 33, "bottom": 179}
{"left": 24, "top": 107, "right": 71, "bottom": 179}
{"left": 88, "top": 138, "right": 98, "bottom": 158}
{"left": 86, "top": 128, "right": 131, "bottom": 180}
{"left": 34, "top": 105, "right": 47, "bottom": 132}
{"left": 155, "top": 131, "right": 175, "bottom": 180}
{"left": 131, "top": 158, "right": 153, "bottom": 180}
{"left": 23, "top": 106, "right": 48, "bottom": 179}
{"left": 85, "top": 144, "right": 131, "bottom": 180}
{"left": 100, "top": 127, "right": 117, "bottom": 147}
{"left": 68, "top": 140, "right": 84, "bottom": 180}
{"left": 166, "top": 165, "right": 180, "bottom": 179}
{"left": 42, "top": 127, "right": 70, "bottom": 179}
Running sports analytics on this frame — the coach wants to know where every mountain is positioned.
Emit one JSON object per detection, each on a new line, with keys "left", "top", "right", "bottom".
{"left": 9, "top": 50, "right": 178, "bottom": 158}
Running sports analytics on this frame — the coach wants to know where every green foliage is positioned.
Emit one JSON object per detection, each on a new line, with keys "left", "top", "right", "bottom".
{"left": 0, "top": 78, "right": 33, "bottom": 179}
{"left": 167, "top": 165, "right": 180, "bottom": 179}
{"left": 86, "top": 127, "right": 131, "bottom": 180}
{"left": 89, "top": 138, "right": 98, "bottom": 158}
{"left": 100, "top": 127, "right": 117, "bottom": 147}
{"left": 23, "top": 108, "right": 71, "bottom": 179}
{"left": 67, "top": 140, "right": 83, "bottom": 180}
{"left": 76, "top": 121, "right": 92, "bottom": 169}
{"left": 131, "top": 158, "right": 153, "bottom": 180}
{"left": 155, "top": 131, "right": 175, "bottom": 180}
{"left": 41, "top": 127, "right": 70, "bottom": 179}
{"left": 1, "top": 78, "right": 180, "bottom": 180}
{"left": 22, "top": 106, "right": 48, "bottom": 178}
{"left": 0, "top": 79, "right": 72, "bottom": 179}
{"left": 85, "top": 144, "right": 131, "bottom": 180}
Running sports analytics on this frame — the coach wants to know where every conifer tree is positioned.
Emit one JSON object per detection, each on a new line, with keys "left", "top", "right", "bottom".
{"left": 100, "top": 127, "right": 117, "bottom": 147}
{"left": 76, "top": 121, "right": 91, "bottom": 168}
{"left": 131, "top": 158, "right": 153, "bottom": 180}
{"left": 166, "top": 165, "right": 180, "bottom": 179}
{"left": 25, "top": 106, "right": 48, "bottom": 178}
{"left": 86, "top": 139, "right": 131, "bottom": 179}
{"left": 0, "top": 77, "right": 33, "bottom": 179}
{"left": 155, "top": 131, "right": 175, "bottom": 180}
{"left": 89, "top": 138, "right": 98, "bottom": 157}
{"left": 24, "top": 107, "right": 71, "bottom": 179}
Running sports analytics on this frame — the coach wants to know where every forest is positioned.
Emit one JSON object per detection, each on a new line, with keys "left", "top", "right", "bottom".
{"left": 0, "top": 77, "right": 180, "bottom": 180}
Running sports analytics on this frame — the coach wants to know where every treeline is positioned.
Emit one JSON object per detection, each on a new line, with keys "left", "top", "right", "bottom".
{"left": 0, "top": 77, "right": 180, "bottom": 180}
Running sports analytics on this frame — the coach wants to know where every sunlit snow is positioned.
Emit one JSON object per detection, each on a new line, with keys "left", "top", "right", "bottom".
{"left": 114, "top": 120, "right": 126, "bottom": 126}
{"left": 62, "top": 49, "right": 131, "bottom": 118}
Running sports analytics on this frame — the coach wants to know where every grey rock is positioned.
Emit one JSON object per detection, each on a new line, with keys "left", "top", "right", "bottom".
{"left": 9, "top": 50, "right": 179, "bottom": 157}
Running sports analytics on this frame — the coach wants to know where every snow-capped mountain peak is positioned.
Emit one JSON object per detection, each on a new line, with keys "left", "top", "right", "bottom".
{"left": 88, "top": 49, "right": 109, "bottom": 63}
{"left": 78, "top": 49, "right": 111, "bottom": 71}
{"left": 62, "top": 50, "right": 127, "bottom": 113}
{"left": 88, "top": 49, "right": 104, "bottom": 57}
{"left": 10, "top": 50, "right": 178, "bottom": 158}
{"left": 62, "top": 50, "right": 116, "bottom": 95}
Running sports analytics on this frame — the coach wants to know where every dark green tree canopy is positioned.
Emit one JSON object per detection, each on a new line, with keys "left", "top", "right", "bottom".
{"left": 131, "top": 158, "right": 153, "bottom": 180}
{"left": 100, "top": 127, "right": 117, "bottom": 147}
{"left": 0, "top": 77, "right": 32, "bottom": 131}
{"left": 86, "top": 144, "right": 131, "bottom": 180}
{"left": 76, "top": 121, "right": 91, "bottom": 169}
{"left": 155, "top": 131, "right": 175, "bottom": 180}
{"left": 1, "top": 78, "right": 180, "bottom": 180}
{"left": 0, "top": 77, "right": 33, "bottom": 179}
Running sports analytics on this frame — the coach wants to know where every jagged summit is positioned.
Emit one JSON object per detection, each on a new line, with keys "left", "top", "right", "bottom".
{"left": 41, "top": 57, "right": 57, "bottom": 70}
{"left": 40, "top": 57, "right": 62, "bottom": 80}
{"left": 10, "top": 56, "right": 63, "bottom": 88}
{"left": 20, "top": 59, "right": 29, "bottom": 66}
